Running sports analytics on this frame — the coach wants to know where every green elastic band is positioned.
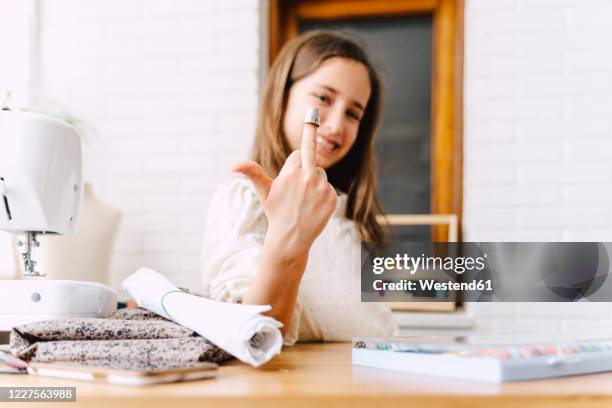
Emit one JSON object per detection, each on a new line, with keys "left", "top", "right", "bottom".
{"left": 160, "top": 290, "right": 184, "bottom": 320}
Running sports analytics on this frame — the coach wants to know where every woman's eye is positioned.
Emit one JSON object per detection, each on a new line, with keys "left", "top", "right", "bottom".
{"left": 313, "top": 94, "right": 330, "bottom": 104}
{"left": 347, "top": 110, "right": 361, "bottom": 121}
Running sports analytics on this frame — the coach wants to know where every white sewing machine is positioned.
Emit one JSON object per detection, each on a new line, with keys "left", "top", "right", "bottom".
{"left": 0, "top": 109, "right": 117, "bottom": 332}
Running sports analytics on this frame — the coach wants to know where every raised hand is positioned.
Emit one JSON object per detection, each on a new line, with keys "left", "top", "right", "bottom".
{"left": 233, "top": 107, "right": 337, "bottom": 258}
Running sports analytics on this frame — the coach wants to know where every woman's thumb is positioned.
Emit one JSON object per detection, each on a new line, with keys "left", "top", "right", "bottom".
{"left": 232, "top": 161, "right": 273, "bottom": 201}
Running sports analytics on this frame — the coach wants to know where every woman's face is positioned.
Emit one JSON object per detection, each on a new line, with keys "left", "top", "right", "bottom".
{"left": 283, "top": 57, "right": 371, "bottom": 169}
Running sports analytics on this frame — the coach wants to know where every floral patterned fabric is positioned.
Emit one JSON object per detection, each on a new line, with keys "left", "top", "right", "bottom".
{"left": 9, "top": 308, "right": 233, "bottom": 370}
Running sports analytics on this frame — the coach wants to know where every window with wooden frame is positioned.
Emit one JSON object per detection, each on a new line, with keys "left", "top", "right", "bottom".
{"left": 268, "top": 0, "right": 464, "bottom": 312}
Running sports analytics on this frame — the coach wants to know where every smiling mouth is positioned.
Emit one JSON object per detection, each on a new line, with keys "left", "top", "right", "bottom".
{"left": 316, "top": 134, "right": 340, "bottom": 155}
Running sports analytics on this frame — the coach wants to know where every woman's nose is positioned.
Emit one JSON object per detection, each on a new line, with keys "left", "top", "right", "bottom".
{"left": 321, "top": 106, "right": 345, "bottom": 137}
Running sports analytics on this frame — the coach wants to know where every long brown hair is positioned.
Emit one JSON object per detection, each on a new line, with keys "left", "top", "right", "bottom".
{"left": 252, "top": 31, "right": 388, "bottom": 243}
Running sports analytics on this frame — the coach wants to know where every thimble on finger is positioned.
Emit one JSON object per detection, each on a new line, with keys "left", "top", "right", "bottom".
{"left": 303, "top": 107, "right": 320, "bottom": 127}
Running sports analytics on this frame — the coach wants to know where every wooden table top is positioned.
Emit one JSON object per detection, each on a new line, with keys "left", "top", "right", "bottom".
{"left": 2, "top": 342, "right": 612, "bottom": 407}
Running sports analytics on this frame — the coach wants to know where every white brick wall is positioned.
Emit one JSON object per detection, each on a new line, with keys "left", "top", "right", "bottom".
{"left": 464, "top": 0, "right": 612, "bottom": 332}
{"left": 37, "top": 0, "right": 260, "bottom": 294}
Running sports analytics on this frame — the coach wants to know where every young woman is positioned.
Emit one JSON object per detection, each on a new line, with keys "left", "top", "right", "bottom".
{"left": 201, "top": 31, "right": 396, "bottom": 345}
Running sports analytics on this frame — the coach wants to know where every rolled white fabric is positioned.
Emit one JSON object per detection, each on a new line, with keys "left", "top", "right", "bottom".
{"left": 122, "top": 267, "right": 283, "bottom": 367}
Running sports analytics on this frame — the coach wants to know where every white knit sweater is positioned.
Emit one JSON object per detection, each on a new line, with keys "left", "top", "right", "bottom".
{"left": 200, "top": 176, "right": 396, "bottom": 345}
